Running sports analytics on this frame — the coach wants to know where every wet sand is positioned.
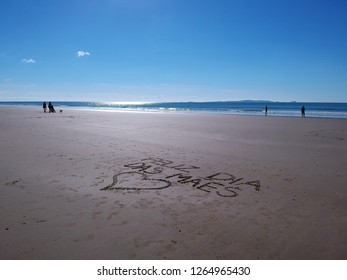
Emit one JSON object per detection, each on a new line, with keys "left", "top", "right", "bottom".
{"left": 0, "top": 106, "right": 346, "bottom": 259}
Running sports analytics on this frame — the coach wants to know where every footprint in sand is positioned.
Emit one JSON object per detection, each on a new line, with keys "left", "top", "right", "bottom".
{"left": 5, "top": 179, "right": 21, "bottom": 186}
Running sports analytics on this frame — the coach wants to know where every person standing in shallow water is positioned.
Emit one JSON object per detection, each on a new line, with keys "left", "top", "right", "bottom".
{"left": 43, "top": 102, "right": 47, "bottom": 113}
{"left": 265, "top": 105, "right": 268, "bottom": 116}
{"left": 301, "top": 106, "right": 305, "bottom": 117}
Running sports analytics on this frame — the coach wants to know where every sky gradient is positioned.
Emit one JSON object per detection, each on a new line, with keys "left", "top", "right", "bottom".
{"left": 1, "top": 0, "right": 347, "bottom": 102}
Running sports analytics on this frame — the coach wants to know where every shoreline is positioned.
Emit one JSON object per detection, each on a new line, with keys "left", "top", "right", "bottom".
{"left": 1, "top": 100, "right": 347, "bottom": 119}
{"left": 1, "top": 104, "right": 347, "bottom": 119}
{"left": 1, "top": 106, "right": 346, "bottom": 259}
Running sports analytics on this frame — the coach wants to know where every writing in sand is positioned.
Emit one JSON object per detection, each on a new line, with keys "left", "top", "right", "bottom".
{"left": 101, "top": 158, "right": 261, "bottom": 198}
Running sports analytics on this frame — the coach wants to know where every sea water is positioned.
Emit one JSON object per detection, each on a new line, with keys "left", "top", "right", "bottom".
{"left": 1, "top": 101, "right": 347, "bottom": 119}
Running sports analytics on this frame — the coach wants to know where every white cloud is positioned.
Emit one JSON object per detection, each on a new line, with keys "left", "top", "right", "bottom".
{"left": 21, "top": 58, "right": 36, "bottom": 64}
{"left": 76, "top": 51, "right": 90, "bottom": 57}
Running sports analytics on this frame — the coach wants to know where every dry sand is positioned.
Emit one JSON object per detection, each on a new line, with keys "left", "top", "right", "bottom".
{"left": 0, "top": 106, "right": 346, "bottom": 259}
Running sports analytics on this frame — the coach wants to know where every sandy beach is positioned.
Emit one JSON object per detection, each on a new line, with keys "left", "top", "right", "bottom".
{"left": 0, "top": 106, "right": 346, "bottom": 260}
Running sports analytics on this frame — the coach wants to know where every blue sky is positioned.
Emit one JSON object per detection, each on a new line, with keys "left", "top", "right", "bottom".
{"left": 0, "top": 0, "right": 346, "bottom": 102}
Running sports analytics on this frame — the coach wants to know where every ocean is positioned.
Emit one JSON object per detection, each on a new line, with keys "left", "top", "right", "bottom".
{"left": 1, "top": 101, "right": 347, "bottom": 119}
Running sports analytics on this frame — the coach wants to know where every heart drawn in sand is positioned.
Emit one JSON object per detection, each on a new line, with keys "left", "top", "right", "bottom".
{"left": 101, "top": 171, "right": 171, "bottom": 191}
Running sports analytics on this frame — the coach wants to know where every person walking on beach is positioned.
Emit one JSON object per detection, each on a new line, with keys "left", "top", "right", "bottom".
{"left": 301, "top": 106, "right": 305, "bottom": 117}
{"left": 265, "top": 105, "right": 268, "bottom": 116}
{"left": 48, "top": 102, "right": 56, "bottom": 113}
{"left": 43, "top": 102, "right": 47, "bottom": 113}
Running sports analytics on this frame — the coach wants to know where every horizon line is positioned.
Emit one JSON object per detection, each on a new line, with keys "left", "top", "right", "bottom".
{"left": 1, "top": 100, "right": 347, "bottom": 104}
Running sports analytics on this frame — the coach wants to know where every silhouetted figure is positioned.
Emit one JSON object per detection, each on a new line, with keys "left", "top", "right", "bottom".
{"left": 43, "top": 102, "right": 47, "bottom": 113}
{"left": 301, "top": 106, "right": 305, "bottom": 117}
{"left": 48, "top": 102, "right": 56, "bottom": 113}
{"left": 265, "top": 105, "right": 268, "bottom": 116}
